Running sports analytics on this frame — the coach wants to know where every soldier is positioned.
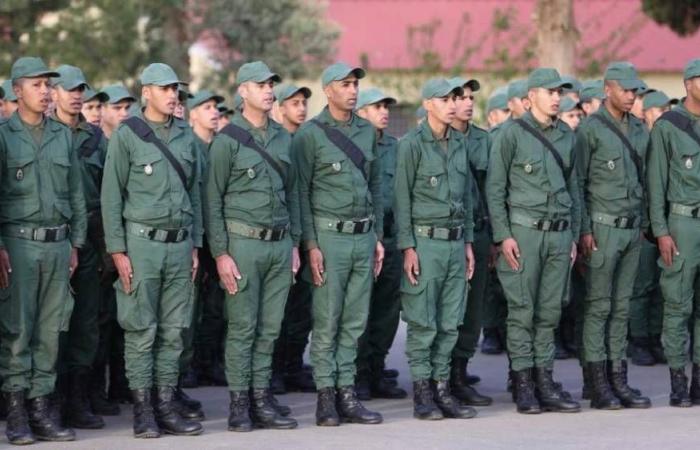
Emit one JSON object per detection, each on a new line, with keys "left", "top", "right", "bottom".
{"left": 646, "top": 58, "right": 700, "bottom": 407}
{"left": 507, "top": 80, "right": 530, "bottom": 120}
{"left": 293, "top": 62, "right": 384, "bottom": 426}
{"left": 203, "top": 61, "right": 299, "bottom": 431}
{"left": 1, "top": 80, "right": 19, "bottom": 119}
{"left": 49, "top": 64, "right": 110, "bottom": 429}
{"left": 217, "top": 102, "right": 233, "bottom": 131}
{"left": 576, "top": 62, "right": 651, "bottom": 409}
{"left": 486, "top": 86, "right": 510, "bottom": 128}
{"left": 100, "top": 85, "right": 136, "bottom": 139}
{"left": 643, "top": 91, "right": 678, "bottom": 128}
{"left": 447, "top": 76, "right": 493, "bottom": 407}
{"left": 486, "top": 68, "right": 581, "bottom": 414}
{"left": 559, "top": 97, "right": 583, "bottom": 131}
{"left": 81, "top": 89, "right": 108, "bottom": 127}
{"left": 174, "top": 88, "right": 191, "bottom": 120}
{"left": 395, "top": 78, "right": 476, "bottom": 421}
{"left": 101, "top": 63, "right": 203, "bottom": 438}
{"left": 580, "top": 80, "right": 605, "bottom": 117}
{"left": 0, "top": 56, "right": 87, "bottom": 444}
{"left": 274, "top": 84, "right": 311, "bottom": 134}
{"left": 561, "top": 76, "right": 582, "bottom": 103}
{"left": 353, "top": 88, "right": 407, "bottom": 401}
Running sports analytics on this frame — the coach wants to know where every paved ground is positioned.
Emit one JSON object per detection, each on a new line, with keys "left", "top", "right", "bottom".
{"left": 5, "top": 324, "right": 698, "bottom": 450}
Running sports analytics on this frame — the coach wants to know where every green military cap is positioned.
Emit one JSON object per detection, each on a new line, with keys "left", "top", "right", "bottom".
{"left": 643, "top": 90, "right": 679, "bottom": 110}
{"left": 237, "top": 61, "right": 281, "bottom": 84}
{"left": 447, "top": 76, "right": 480, "bottom": 93}
{"left": 140, "top": 62, "right": 188, "bottom": 86}
{"left": 684, "top": 58, "right": 700, "bottom": 80}
{"left": 82, "top": 88, "right": 108, "bottom": 103}
{"left": 561, "top": 75, "right": 582, "bottom": 94}
{"left": 52, "top": 64, "right": 90, "bottom": 91}
{"left": 355, "top": 88, "right": 396, "bottom": 110}
{"left": 635, "top": 80, "right": 655, "bottom": 96}
{"left": 217, "top": 102, "right": 231, "bottom": 113}
{"left": 233, "top": 93, "right": 243, "bottom": 111}
{"left": 422, "top": 78, "right": 463, "bottom": 99}
{"left": 507, "top": 79, "right": 528, "bottom": 100}
{"left": 187, "top": 90, "right": 224, "bottom": 110}
{"left": 1, "top": 80, "right": 17, "bottom": 102}
{"left": 415, "top": 105, "right": 426, "bottom": 119}
{"left": 11, "top": 56, "right": 59, "bottom": 81}
{"left": 177, "top": 87, "right": 193, "bottom": 103}
{"left": 604, "top": 61, "right": 644, "bottom": 91}
{"left": 100, "top": 84, "right": 136, "bottom": 104}
{"left": 559, "top": 96, "right": 581, "bottom": 113}
{"left": 487, "top": 86, "right": 509, "bottom": 112}
{"left": 321, "top": 62, "right": 365, "bottom": 88}
{"left": 580, "top": 80, "right": 605, "bottom": 102}
{"left": 274, "top": 83, "right": 312, "bottom": 103}
{"left": 527, "top": 68, "right": 572, "bottom": 90}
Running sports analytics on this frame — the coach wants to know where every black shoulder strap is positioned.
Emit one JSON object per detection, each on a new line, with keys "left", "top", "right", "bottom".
{"left": 219, "top": 123, "right": 285, "bottom": 181}
{"left": 515, "top": 119, "right": 571, "bottom": 180}
{"left": 122, "top": 116, "right": 189, "bottom": 189}
{"left": 79, "top": 124, "right": 103, "bottom": 158}
{"left": 658, "top": 110, "right": 700, "bottom": 148}
{"left": 590, "top": 114, "right": 643, "bottom": 184}
{"left": 312, "top": 119, "right": 367, "bottom": 180}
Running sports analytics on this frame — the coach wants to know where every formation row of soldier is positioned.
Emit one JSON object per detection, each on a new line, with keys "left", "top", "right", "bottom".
{"left": 0, "top": 54, "right": 698, "bottom": 445}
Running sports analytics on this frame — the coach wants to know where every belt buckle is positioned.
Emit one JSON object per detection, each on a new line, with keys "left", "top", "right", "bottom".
{"left": 46, "top": 228, "right": 58, "bottom": 242}
{"left": 616, "top": 217, "right": 629, "bottom": 228}
{"left": 691, "top": 208, "right": 700, "bottom": 218}
{"left": 538, "top": 219, "right": 552, "bottom": 231}
{"left": 448, "top": 228, "right": 460, "bottom": 240}
{"left": 176, "top": 229, "right": 186, "bottom": 242}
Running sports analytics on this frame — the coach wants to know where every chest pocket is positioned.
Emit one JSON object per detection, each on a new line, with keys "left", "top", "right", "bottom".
{"left": 318, "top": 152, "right": 351, "bottom": 184}
{"left": 5, "top": 154, "right": 37, "bottom": 198}
{"left": 674, "top": 145, "right": 700, "bottom": 173}
{"left": 179, "top": 148, "right": 196, "bottom": 184}
{"left": 131, "top": 150, "right": 164, "bottom": 192}
{"left": 417, "top": 159, "right": 446, "bottom": 190}
{"left": 49, "top": 153, "right": 72, "bottom": 197}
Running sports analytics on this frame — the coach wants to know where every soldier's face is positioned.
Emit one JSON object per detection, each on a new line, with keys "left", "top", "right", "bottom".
{"left": 604, "top": 80, "right": 636, "bottom": 113}
{"left": 454, "top": 88, "right": 474, "bottom": 122}
{"left": 14, "top": 77, "right": 51, "bottom": 114}
{"left": 559, "top": 109, "right": 582, "bottom": 130}
{"left": 217, "top": 114, "right": 231, "bottom": 131}
{"left": 191, "top": 99, "right": 219, "bottom": 132}
{"left": 644, "top": 105, "right": 669, "bottom": 128}
{"left": 52, "top": 85, "right": 85, "bottom": 116}
{"left": 488, "top": 109, "right": 510, "bottom": 127}
{"left": 325, "top": 76, "right": 359, "bottom": 112}
{"left": 143, "top": 84, "right": 178, "bottom": 116}
{"left": 686, "top": 77, "right": 700, "bottom": 103}
{"left": 81, "top": 99, "right": 102, "bottom": 126}
{"left": 280, "top": 93, "right": 308, "bottom": 126}
{"left": 425, "top": 94, "right": 457, "bottom": 125}
{"left": 102, "top": 100, "right": 132, "bottom": 129}
{"left": 1, "top": 100, "right": 17, "bottom": 118}
{"left": 508, "top": 97, "right": 527, "bottom": 118}
{"left": 358, "top": 101, "right": 390, "bottom": 130}
{"left": 529, "top": 87, "right": 562, "bottom": 117}
{"left": 240, "top": 80, "right": 274, "bottom": 114}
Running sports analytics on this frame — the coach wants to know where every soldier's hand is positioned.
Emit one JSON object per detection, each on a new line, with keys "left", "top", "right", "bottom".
{"left": 465, "top": 243, "right": 475, "bottom": 280}
{"left": 69, "top": 247, "right": 79, "bottom": 278}
{"left": 292, "top": 246, "right": 301, "bottom": 275}
{"left": 580, "top": 233, "right": 597, "bottom": 258}
{"left": 216, "top": 254, "right": 241, "bottom": 295}
{"left": 308, "top": 248, "right": 325, "bottom": 286}
{"left": 658, "top": 235, "right": 679, "bottom": 267}
{"left": 0, "top": 248, "right": 11, "bottom": 289}
{"left": 112, "top": 252, "right": 133, "bottom": 294}
{"left": 403, "top": 248, "right": 420, "bottom": 286}
{"left": 191, "top": 248, "right": 199, "bottom": 281}
{"left": 374, "top": 241, "right": 384, "bottom": 278}
{"left": 501, "top": 238, "right": 520, "bottom": 271}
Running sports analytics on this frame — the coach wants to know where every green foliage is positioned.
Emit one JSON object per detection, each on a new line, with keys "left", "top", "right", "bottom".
{"left": 642, "top": 0, "right": 700, "bottom": 36}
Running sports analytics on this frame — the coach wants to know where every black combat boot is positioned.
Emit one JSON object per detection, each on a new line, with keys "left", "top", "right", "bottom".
{"left": 179, "top": 367, "right": 198, "bottom": 389}
{"left": 382, "top": 368, "right": 399, "bottom": 379}
{"left": 669, "top": 367, "right": 692, "bottom": 407}
{"left": 412, "top": 380, "right": 443, "bottom": 420}
{"left": 108, "top": 352, "right": 132, "bottom": 404}
{"left": 533, "top": 368, "right": 580, "bottom": 413}
{"left": 65, "top": 369, "right": 105, "bottom": 429}
{"left": 153, "top": 387, "right": 203, "bottom": 436}
{"left": 89, "top": 364, "right": 120, "bottom": 416}
{"left": 26, "top": 395, "right": 75, "bottom": 441}
{"left": 4, "top": 391, "right": 35, "bottom": 445}
{"left": 432, "top": 380, "right": 477, "bottom": 419}
{"left": 512, "top": 369, "right": 541, "bottom": 414}
{"left": 580, "top": 365, "right": 591, "bottom": 400}
{"left": 649, "top": 335, "right": 666, "bottom": 364}
{"left": 628, "top": 337, "right": 655, "bottom": 366}
{"left": 228, "top": 390, "right": 252, "bottom": 432}
{"left": 173, "top": 385, "right": 205, "bottom": 420}
{"left": 336, "top": 386, "right": 382, "bottom": 424}
{"left": 249, "top": 389, "right": 297, "bottom": 429}
{"left": 554, "top": 330, "right": 571, "bottom": 360}
{"left": 263, "top": 389, "right": 291, "bottom": 417}
{"left": 196, "top": 347, "right": 227, "bottom": 387}
{"left": 315, "top": 387, "right": 339, "bottom": 426}
{"left": 449, "top": 358, "right": 491, "bottom": 406}
{"left": 690, "top": 364, "right": 700, "bottom": 405}
{"left": 355, "top": 370, "right": 372, "bottom": 401}
{"left": 620, "top": 360, "right": 642, "bottom": 396}
{"left": 480, "top": 328, "right": 504, "bottom": 354}
{"left": 131, "top": 389, "right": 160, "bottom": 438}
{"left": 587, "top": 362, "right": 622, "bottom": 410}
{"left": 608, "top": 361, "right": 650, "bottom": 408}
{"left": 370, "top": 376, "right": 407, "bottom": 399}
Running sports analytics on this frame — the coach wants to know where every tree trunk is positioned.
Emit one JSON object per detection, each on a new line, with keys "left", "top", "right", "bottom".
{"left": 534, "top": 0, "right": 578, "bottom": 75}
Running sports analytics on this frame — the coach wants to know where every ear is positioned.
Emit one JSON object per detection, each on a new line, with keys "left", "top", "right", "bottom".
{"left": 323, "top": 83, "right": 333, "bottom": 99}
{"left": 237, "top": 83, "right": 247, "bottom": 100}
{"left": 422, "top": 98, "right": 431, "bottom": 113}
{"left": 141, "top": 85, "right": 150, "bottom": 102}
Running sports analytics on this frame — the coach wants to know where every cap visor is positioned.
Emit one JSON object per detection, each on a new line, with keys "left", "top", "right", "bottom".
{"left": 85, "top": 92, "right": 109, "bottom": 103}
{"left": 23, "top": 70, "right": 60, "bottom": 79}
{"left": 152, "top": 80, "right": 189, "bottom": 87}
{"left": 465, "top": 79, "right": 481, "bottom": 92}
{"left": 618, "top": 79, "right": 644, "bottom": 91}
{"left": 543, "top": 81, "right": 573, "bottom": 90}
{"left": 63, "top": 81, "right": 90, "bottom": 91}
{"left": 254, "top": 73, "right": 282, "bottom": 83}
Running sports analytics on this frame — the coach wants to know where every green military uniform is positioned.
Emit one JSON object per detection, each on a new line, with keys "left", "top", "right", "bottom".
{"left": 628, "top": 239, "right": 664, "bottom": 357}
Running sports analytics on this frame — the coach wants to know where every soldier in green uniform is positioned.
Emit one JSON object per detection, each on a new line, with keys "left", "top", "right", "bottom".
{"left": 101, "top": 63, "right": 203, "bottom": 438}
{"left": 293, "top": 62, "right": 384, "bottom": 426}
{"left": 507, "top": 80, "right": 530, "bottom": 120}
{"left": 204, "top": 61, "right": 299, "bottom": 431}
{"left": 49, "top": 65, "right": 109, "bottom": 430}
{"left": 217, "top": 103, "right": 233, "bottom": 131}
{"left": 353, "top": 88, "right": 407, "bottom": 401}
{"left": 576, "top": 62, "right": 651, "bottom": 410}
{"left": 1, "top": 79, "right": 19, "bottom": 119}
{"left": 81, "top": 89, "right": 107, "bottom": 127}
{"left": 395, "top": 78, "right": 476, "bottom": 421}
{"left": 486, "top": 68, "right": 581, "bottom": 414}
{"left": 580, "top": 80, "right": 605, "bottom": 117}
{"left": 447, "top": 76, "right": 493, "bottom": 407}
{"left": 0, "top": 56, "right": 86, "bottom": 444}
{"left": 486, "top": 86, "right": 510, "bottom": 129}
{"left": 100, "top": 85, "right": 136, "bottom": 140}
{"left": 647, "top": 58, "right": 700, "bottom": 407}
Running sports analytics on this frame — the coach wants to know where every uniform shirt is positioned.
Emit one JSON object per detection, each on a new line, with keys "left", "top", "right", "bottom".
{"left": 394, "top": 120, "right": 474, "bottom": 250}
{"left": 486, "top": 111, "right": 581, "bottom": 243}
{"left": 0, "top": 111, "right": 87, "bottom": 248}
{"left": 575, "top": 105, "right": 648, "bottom": 234}
{"left": 378, "top": 132, "right": 398, "bottom": 238}
{"left": 292, "top": 107, "right": 384, "bottom": 250}
{"left": 647, "top": 101, "right": 700, "bottom": 237}
{"left": 101, "top": 109, "right": 203, "bottom": 253}
{"left": 203, "top": 113, "right": 300, "bottom": 257}
{"left": 464, "top": 124, "right": 490, "bottom": 227}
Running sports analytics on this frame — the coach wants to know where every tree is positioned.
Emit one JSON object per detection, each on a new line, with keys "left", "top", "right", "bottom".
{"left": 534, "top": 0, "right": 578, "bottom": 75}
{"left": 642, "top": 0, "right": 700, "bottom": 36}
